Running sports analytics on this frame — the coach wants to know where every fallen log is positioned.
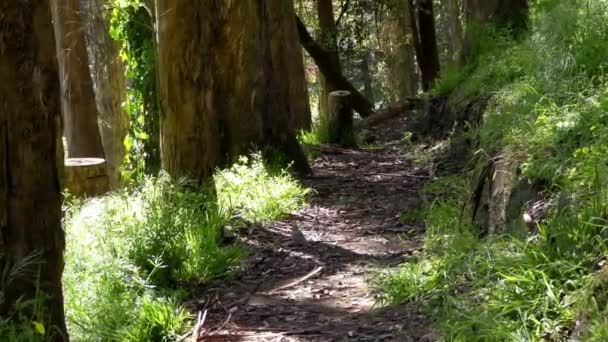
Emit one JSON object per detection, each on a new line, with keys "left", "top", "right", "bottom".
{"left": 356, "top": 98, "right": 422, "bottom": 129}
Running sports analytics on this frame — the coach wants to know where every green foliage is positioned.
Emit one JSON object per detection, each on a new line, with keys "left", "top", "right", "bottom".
{"left": 110, "top": 0, "right": 160, "bottom": 181}
{"left": 63, "top": 156, "right": 309, "bottom": 340}
{"left": 215, "top": 154, "right": 310, "bottom": 222}
{"left": 375, "top": 176, "right": 608, "bottom": 341}
{"left": 63, "top": 176, "right": 234, "bottom": 340}
{"left": 377, "top": 2, "right": 608, "bottom": 339}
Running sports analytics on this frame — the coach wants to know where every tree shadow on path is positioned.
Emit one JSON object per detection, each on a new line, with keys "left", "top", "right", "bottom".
{"left": 189, "top": 115, "right": 436, "bottom": 341}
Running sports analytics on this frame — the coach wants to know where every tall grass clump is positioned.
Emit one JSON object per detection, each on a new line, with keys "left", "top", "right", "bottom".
{"left": 377, "top": 1, "right": 608, "bottom": 340}
{"left": 63, "top": 155, "right": 309, "bottom": 340}
{"left": 215, "top": 154, "right": 310, "bottom": 222}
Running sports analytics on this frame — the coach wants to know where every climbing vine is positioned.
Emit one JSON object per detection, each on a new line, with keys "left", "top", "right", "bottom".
{"left": 109, "top": 0, "right": 160, "bottom": 181}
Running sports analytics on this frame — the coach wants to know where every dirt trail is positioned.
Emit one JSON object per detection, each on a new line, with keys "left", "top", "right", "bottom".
{"left": 189, "top": 115, "right": 434, "bottom": 341}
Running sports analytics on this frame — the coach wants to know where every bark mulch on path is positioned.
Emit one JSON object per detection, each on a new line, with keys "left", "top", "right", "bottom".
{"left": 186, "top": 115, "right": 438, "bottom": 341}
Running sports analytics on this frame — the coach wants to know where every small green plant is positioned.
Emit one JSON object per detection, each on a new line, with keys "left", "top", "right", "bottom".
{"left": 0, "top": 254, "right": 50, "bottom": 342}
{"left": 299, "top": 124, "right": 331, "bottom": 146}
{"left": 398, "top": 208, "right": 425, "bottom": 225}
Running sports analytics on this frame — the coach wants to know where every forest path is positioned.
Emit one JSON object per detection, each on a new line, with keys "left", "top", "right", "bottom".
{"left": 190, "top": 115, "right": 434, "bottom": 341}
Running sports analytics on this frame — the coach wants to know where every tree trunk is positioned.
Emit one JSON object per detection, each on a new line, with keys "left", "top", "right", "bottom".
{"left": 64, "top": 158, "right": 110, "bottom": 197}
{"left": 85, "top": 0, "right": 129, "bottom": 188}
{"left": 316, "top": 0, "right": 341, "bottom": 126}
{"left": 157, "top": 0, "right": 311, "bottom": 182}
{"left": 387, "top": 0, "right": 418, "bottom": 100}
{"left": 0, "top": 1, "right": 68, "bottom": 340}
{"left": 328, "top": 91, "right": 356, "bottom": 147}
{"left": 277, "top": 1, "right": 312, "bottom": 132}
{"left": 295, "top": 15, "right": 375, "bottom": 117}
{"left": 51, "top": 0, "right": 105, "bottom": 159}
{"left": 413, "top": 0, "right": 440, "bottom": 91}
{"left": 444, "top": 0, "right": 464, "bottom": 65}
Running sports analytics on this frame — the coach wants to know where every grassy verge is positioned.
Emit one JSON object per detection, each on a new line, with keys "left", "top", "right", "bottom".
{"left": 376, "top": 176, "right": 608, "bottom": 340}
{"left": 376, "top": 1, "right": 608, "bottom": 340}
{"left": 62, "top": 154, "right": 309, "bottom": 341}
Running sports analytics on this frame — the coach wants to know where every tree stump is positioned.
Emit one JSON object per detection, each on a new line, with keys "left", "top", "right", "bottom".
{"left": 64, "top": 158, "right": 110, "bottom": 197}
{"left": 328, "top": 90, "right": 357, "bottom": 147}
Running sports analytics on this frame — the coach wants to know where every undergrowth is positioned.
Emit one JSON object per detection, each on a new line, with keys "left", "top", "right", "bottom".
{"left": 376, "top": 176, "right": 608, "bottom": 341}
{"left": 377, "top": 1, "right": 608, "bottom": 340}
{"left": 0, "top": 255, "right": 51, "bottom": 341}
{"left": 63, "top": 155, "right": 308, "bottom": 341}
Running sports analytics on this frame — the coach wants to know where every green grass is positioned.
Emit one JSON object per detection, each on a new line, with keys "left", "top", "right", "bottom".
{"left": 375, "top": 176, "right": 608, "bottom": 341}
{"left": 376, "top": 1, "right": 608, "bottom": 340}
{"left": 62, "top": 155, "right": 309, "bottom": 341}
{"left": 216, "top": 154, "right": 310, "bottom": 222}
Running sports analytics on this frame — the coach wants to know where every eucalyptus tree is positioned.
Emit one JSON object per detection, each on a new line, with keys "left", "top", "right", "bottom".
{"left": 157, "top": 0, "right": 312, "bottom": 183}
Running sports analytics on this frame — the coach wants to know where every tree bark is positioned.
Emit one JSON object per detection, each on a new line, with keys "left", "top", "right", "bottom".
{"left": 386, "top": 0, "right": 418, "bottom": 100}
{"left": 51, "top": 0, "right": 105, "bottom": 159}
{"left": 64, "top": 158, "right": 110, "bottom": 197}
{"left": 316, "top": 0, "right": 341, "bottom": 125}
{"left": 295, "top": 15, "right": 375, "bottom": 117}
{"left": 0, "top": 1, "right": 68, "bottom": 340}
{"left": 444, "top": 0, "right": 464, "bottom": 65}
{"left": 85, "top": 0, "right": 129, "bottom": 188}
{"left": 413, "top": 0, "right": 441, "bottom": 91}
{"left": 157, "top": 0, "right": 311, "bottom": 182}
{"left": 328, "top": 91, "right": 356, "bottom": 147}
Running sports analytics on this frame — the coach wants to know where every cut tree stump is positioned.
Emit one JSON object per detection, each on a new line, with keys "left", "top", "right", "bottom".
{"left": 64, "top": 158, "right": 110, "bottom": 197}
{"left": 328, "top": 90, "right": 356, "bottom": 147}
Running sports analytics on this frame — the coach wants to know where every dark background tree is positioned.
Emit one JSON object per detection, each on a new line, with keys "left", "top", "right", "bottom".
{"left": 410, "top": 0, "right": 441, "bottom": 91}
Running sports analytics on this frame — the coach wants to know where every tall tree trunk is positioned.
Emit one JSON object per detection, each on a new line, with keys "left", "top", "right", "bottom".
{"left": 444, "top": 0, "right": 464, "bottom": 65}
{"left": 412, "top": 0, "right": 440, "bottom": 91}
{"left": 386, "top": 0, "right": 418, "bottom": 100}
{"left": 0, "top": 1, "right": 68, "bottom": 340}
{"left": 51, "top": 0, "right": 105, "bottom": 158}
{"left": 278, "top": 1, "right": 312, "bottom": 131}
{"left": 85, "top": 0, "right": 129, "bottom": 188}
{"left": 316, "top": 0, "right": 341, "bottom": 126}
{"left": 157, "top": 0, "right": 311, "bottom": 183}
